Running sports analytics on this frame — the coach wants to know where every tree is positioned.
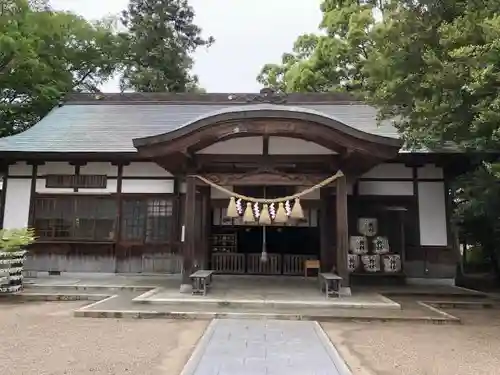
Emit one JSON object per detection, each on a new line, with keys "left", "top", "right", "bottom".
{"left": 454, "top": 162, "right": 500, "bottom": 278}
{"left": 0, "top": 0, "right": 122, "bottom": 136}
{"left": 363, "top": 0, "right": 500, "bottom": 150}
{"left": 258, "top": 0, "right": 500, "bottom": 281}
{"left": 257, "top": 0, "right": 379, "bottom": 93}
{"left": 259, "top": 0, "right": 500, "bottom": 151}
{"left": 363, "top": 1, "right": 500, "bottom": 280}
{"left": 119, "top": 0, "right": 214, "bottom": 92}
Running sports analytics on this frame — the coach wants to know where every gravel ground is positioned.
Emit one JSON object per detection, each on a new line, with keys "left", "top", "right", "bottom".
{"left": 0, "top": 302, "right": 208, "bottom": 375}
{"left": 323, "top": 308, "right": 500, "bottom": 375}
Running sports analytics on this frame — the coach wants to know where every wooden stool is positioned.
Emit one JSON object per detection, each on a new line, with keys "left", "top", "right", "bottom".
{"left": 304, "top": 260, "right": 320, "bottom": 278}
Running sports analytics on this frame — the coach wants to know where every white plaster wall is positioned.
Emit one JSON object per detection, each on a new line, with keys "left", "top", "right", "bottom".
{"left": 418, "top": 164, "right": 443, "bottom": 179}
{"left": 361, "top": 163, "right": 412, "bottom": 179}
{"left": 78, "top": 180, "right": 118, "bottom": 194}
{"left": 123, "top": 162, "right": 172, "bottom": 177}
{"left": 197, "top": 137, "right": 263, "bottom": 154}
{"left": 4, "top": 179, "right": 31, "bottom": 229}
{"left": 299, "top": 187, "right": 321, "bottom": 200}
{"left": 268, "top": 137, "right": 336, "bottom": 155}
{"left": 418, "top": 181, "right": 448, "bottom": 246}
{"left": 358, "top": 181, "right": 414, "bottom": 196}
{"left": 211, "top": 186, "right": 233, "bottom": 199}
{"left": 9, "top": 162, "right": 33, "bottom": 176}
{"left": 80, "top": 162, "right": 117, "bottom": 176}
{"left": 36, "top": 179, "right": 73, "bottom": 194}
{"left": 121, "top": 179, "right": 174, "bottom": 194}
{"left": 38, "top": 162, "right": 74, "bottom": 175}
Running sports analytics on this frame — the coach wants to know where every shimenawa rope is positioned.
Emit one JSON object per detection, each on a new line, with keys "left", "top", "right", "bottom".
{"left": 192, "top": 170, "right": 344, "bottom": 203}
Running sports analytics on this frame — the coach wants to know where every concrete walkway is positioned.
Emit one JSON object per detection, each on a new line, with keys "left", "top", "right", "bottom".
{"left": 181, "top": 319, "right": 350, "bottom": 375}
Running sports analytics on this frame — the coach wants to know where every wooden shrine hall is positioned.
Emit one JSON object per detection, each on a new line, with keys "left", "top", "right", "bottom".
{"left": 0, "top": 90, "right": 463, "bottom": 292}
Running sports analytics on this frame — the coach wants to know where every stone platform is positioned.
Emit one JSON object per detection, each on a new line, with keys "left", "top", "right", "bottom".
{"left": 10, "top": 273, "right": 490, "bottom": 323}
{"left": 132, "top": 275, "right": 400, "bottom": 310}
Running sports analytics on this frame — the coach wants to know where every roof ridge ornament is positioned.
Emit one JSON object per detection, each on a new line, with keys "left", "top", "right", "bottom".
{"left": 228, "top": 88, "right": 288, "bottom": 104}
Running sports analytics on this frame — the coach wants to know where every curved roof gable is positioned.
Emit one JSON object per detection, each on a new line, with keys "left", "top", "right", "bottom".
{"left": 0, "top": 93, "right": 402, "bottom": 155}
{"left": 133, "top": 104, "right": 403, "bottom": 149}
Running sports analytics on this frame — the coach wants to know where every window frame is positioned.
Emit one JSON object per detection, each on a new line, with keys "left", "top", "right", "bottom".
{"left": 32, "top": 193, "right": 178, "bottom": 244}
{"left": 120, "top": 195, "right": 175, "bottom": 245}
{"left": 33, "top": 194, "right": 118, "bottom": 243}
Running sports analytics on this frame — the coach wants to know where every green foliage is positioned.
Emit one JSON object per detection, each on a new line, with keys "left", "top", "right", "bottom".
{"left": 257, "top": 0, "right": 378, "bottom": 93}
{"left": 0, "top": 0, "right": 213, "bottom": 136}
{"left": 259, "top": 0, "right": 500, "bottom": 151}
{"left": 364, "top": 0, "right": 500, "bottom": 150}
{"left": 0, "top": 228, "right": 36, "bottom": 252}
{"left": 259, "top": 0, "right": 500, "bottom": 279}
{"left": 119, "top": 0, "right": 214, "bottom": 92}
{"left": 0, "top": 0, "right": 122, "bottom": 136}
{"left": 454, "top": 162, "right": 500, "bottom": 276}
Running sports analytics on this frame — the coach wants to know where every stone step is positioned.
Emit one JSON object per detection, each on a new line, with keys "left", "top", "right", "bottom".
{"left": 425, "top": 300, "right": 497, "bottom": 309}
{"left": 74, "top": 294, "right": 461, "bottom": 324}
{"left": 74, "top": 308, "right": 461, "bottom": 324}
{"left": 131, "top": 295, "right": 402, "bottom": 310}
{"left": 23, "top": 284, "right": 153, "bottom": 293}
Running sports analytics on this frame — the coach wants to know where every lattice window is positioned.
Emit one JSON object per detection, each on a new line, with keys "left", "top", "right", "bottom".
{"left": 45, "top": 175, "right": 107, "bottom": 189}
{"left": 34, "top": 197, "right": 73, "bottom": 239}
{"left": 34, "top": 196, "right": 117, "bottom": 241}
{"left": 73, "top": 198, "right": 116, "bottom": 240}
{"left": 121, "top": 197, "right": 174, "bottom": 244}
{"left": 121, "top": 200, "right": 147, "bottom": 242}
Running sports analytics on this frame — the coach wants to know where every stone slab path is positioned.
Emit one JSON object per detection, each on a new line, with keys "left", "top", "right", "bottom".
{"left": 181, "top": 319, "right": 349, "bottom": 375}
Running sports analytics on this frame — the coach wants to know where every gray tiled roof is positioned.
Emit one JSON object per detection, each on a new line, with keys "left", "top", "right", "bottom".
{"left": 0, "top": 102, "right": 399, "bottom": 153}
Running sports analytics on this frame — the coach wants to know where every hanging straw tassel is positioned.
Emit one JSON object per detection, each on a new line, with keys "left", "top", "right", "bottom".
{"left": 242, "top": 202, "right": 255, "bottom": 223}
{"left": 226, "top": 197, "right": 239, "bottom": 218}
{"left": 290, "top": 198, "right": 305, "bottom": 220}
{"left": 260, "top": 249, "right": 268, "bottom": 262}
{"left": 274, "top": 202, "right": 288, "bottom": 223}
{"left": 259, "top": 204, "right": 272, "bottom": 225}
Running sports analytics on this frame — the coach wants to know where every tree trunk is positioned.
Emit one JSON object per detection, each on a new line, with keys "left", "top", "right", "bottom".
{"left": 484, "top": 243, "right": 500, "bottom": 283}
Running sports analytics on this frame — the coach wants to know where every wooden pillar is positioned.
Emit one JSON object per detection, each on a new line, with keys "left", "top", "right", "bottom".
{"left": 336, "top": 173, "right": 350, "bottom": 293}
{"left": 199, "top": 186, "right": 211, "bottom": 269}
{"left": 320, "top": 187, "right": 333, "bottom": 272}
{"left": 0, "top": 167, "right": 9, "bottom": 229}
{"left": 171, "top": 177, "right": 182, "bottom": 250}
{"left": 180, "top": 175, "right": 197, "bottom": 292}
{"left": 27, "top": 163, "right": 38, "bottom": 227}
{"left": 113, "top": 164, "right": 124, "bottom": 273}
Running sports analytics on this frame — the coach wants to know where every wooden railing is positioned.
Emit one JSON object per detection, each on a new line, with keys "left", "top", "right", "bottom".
{"left": 211, "top": 253, "right": 245, "bottom": 274}
{"left": 142, "top": 254, "right": 183, "bottom": 274}
{"left": 247, "top": 253, "right": 281, "bottom": 274}
{"left": 210, "top": 253, "right": 319, "bottom": 275}
{"left": 283, "top": 254, "right": 318, "bottom": 275}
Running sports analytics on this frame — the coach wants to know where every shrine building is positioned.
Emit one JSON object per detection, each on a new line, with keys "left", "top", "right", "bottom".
{"left": 0, "top": 91, "right": 467, "bottom": 291}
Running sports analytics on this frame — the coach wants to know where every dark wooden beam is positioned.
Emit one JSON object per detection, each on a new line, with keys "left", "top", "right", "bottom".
{"left": 262, "top": 135, "right": 269, "bottom": 157}
{"left": 194, "top": 154, "right": 337, "bottom": 165}
{"left": 115, "top": 164, "right": 124, "bottom": 241}
{"left": 320, "top": 187, "right": 333, "bottom": 272}
{"left": 180, "top": 175, "right": 197, "bottom": 290}
{"left": 172, "top": 176, "right": 182, "bottom": 251}
{"left": 336, "top": 173, "right": 350, "bottom": 291}
{"left": 27, "top": 163, "right": 38, "bottom": 227}
{"left": 0, "top": 171, "right": 8, "bottom": 229}
{"left": 73, "top": 165, "right": 80, "bottom": 192}
{"left": 198, "top": 172, "right": 331, "bottom": 186}
{"left": 412, "top": 166, "right": 421, "bottom": 246}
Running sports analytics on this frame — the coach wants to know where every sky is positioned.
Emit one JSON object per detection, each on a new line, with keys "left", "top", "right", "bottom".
{"left": 50, "top": 0, "right": 323, "bottom": 93}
